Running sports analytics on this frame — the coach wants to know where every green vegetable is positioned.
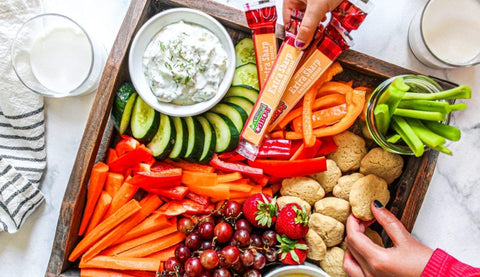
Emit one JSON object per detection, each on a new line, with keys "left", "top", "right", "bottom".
{"left": 402, "top": 85, "right": 471, "bottom": 100}
{"left": 407, "top": 118, "right": 446, "bottom": 148}
{"left": 391, "top": 116, "right": 424, "bottom": 157}
{"left": 374, "top": 104, "right": 390, "bottom": 135}
{"left": 424, "top": 121, "right": 461, "bottom": 141}
{"left": 393, "top": 108, "right": 446, "bottom": 121}
{"left": 386, "top": 134, "right": 401, "bottom": 143}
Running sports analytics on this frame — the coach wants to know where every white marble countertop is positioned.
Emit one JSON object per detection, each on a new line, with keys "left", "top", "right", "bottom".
{"left": 1, "top": 0, "right": 479, "bottom": 276}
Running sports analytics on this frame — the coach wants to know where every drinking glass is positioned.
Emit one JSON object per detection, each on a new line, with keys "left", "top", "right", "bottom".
{"left": 408, "top": 0, "right": 480, "bottom": 68}
{"left": 11, "top": 13, "right": 107, "bottom": 97}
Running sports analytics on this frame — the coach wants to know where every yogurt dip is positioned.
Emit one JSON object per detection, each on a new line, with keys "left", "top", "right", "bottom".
{"left": 143, "top": 21, "right": 228, "bottom": 105}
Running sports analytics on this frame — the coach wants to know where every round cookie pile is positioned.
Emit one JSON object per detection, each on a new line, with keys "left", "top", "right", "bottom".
{"left": 278, "top": 131, "right": 404, "bottom": 277}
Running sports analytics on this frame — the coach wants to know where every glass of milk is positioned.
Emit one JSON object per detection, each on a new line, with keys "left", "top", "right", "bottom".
{"left": 11, "top": 13, "right": 107, "bottom": 97}
{"left": 408, "top": 0, "right": 480, "bottom": 68}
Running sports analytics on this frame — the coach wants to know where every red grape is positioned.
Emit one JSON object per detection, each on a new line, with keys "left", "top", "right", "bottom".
{"left": 249, "top": 234, "right": 263, "bottom": 248}
{"left": 223, "top": 200, "right": 242, "bottom": 218}
{"left": 214, "top": 222, "right": 233, "bottom": 243}
{"left": 185, "top": 232, "right": 202, "bottom": 251}
{"left": 175, "top": 244, "right": 191, "bottom": 263}
{"left": 262, "top": 230, "right": 277, "bottom": 247}
{"left": 233, "top": 229, "right": 250, "bottom": 247}
{"left": 165, "top": 257, "right": 181, "bottom": 272}
{"left": 200, "top": 249, "right": 219, "bottom": 270}
{"left": 198, "top": 222, "right": 215, "bottom": 240}
{"left": 243, "top": 269, "right": 261, "bottom": 277}
{"left": 213, "top": 268, "right": 231, "bottom": 277}
{"left": 240, "top": 249, "right": 254, "bottom": 267}
{"left": 178, "top": 217, "right": 195, "bottom": 235}
{"left": 235, "top": 219, "right": 252, "bottom": 233}
{"left": 184, "top": 257, "right": 203, "bottom": 277}
{"left": 220, "top": 245, "right": 240, "bottom": 265}
{"left": 252, "top": 252, "right": 266, "bottom": 270}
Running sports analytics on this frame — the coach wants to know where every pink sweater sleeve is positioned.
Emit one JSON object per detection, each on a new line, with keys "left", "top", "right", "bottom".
{"left": 422, "top": 249, "right": 480, "bottom": 277}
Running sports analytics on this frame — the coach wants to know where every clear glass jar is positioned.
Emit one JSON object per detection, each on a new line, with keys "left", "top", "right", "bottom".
{"left": 365, "top": 75, "right": 444, "bottom": 155}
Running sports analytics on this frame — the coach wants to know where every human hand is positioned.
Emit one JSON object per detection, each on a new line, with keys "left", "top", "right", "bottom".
{"left": 343, "top": 200, "right": 434, "bottom": 277}
{"left": 283, "top": 0, "right": 343, "bottom": 49}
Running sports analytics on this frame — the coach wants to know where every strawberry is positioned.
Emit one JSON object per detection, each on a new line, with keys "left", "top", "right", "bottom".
{"left": 277, "top": 235, "right": 308, "bottom": 265}
{"left": 242, "top": 193, "right": 278, "bottom": 228}
{"left": 275, "top": 203, "right": 309, "bottom": 240}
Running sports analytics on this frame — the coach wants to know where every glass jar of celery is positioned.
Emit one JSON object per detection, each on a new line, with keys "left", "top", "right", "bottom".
{"left": 365, "top": 75, "right": 470, "bottom": 157}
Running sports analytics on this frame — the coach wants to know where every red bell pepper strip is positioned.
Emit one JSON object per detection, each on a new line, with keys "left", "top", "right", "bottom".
{"left": 129, "top": 168, "right": 182, "bottom": 189}
{"left": 115, "top": 135, "right": 140, "bottom": 157}
{"left": 159, "top": 199, "right": 213, "bottom": 217}
{"left": 217, "top": 151, "right": 247, "bottom": 162}
{"left": 147, "top": 186, "right": 189, "bottom": 200}
{"left": 185, "top": 191, "right": 210, "bottom": 206}
{"left": 151, "top": 161, "right": 179, "bottom": 171}
{"left": 290, "top": 138, "right": 323, "bottom": 160}
{"left": 108, "top": 144, "right": 154, "bottom": 173}
{"left": 257, "top": 139, "right": 292, "bottom": 159}
{"left": 209, "top": 154, "right": 264, "bottom": 178}
{"left": 248, "top": 157, "right": 327, "bottom": 178}
{"left": 317, "top": 136, "right": 338, "bottom": 156}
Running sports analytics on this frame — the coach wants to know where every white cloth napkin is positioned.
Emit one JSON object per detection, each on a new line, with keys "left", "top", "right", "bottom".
{"left": 0, "top": 0, "right": 45, "bottom": 233}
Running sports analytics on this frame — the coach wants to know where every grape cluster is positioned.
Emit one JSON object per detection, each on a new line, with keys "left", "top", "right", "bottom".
{"left": 160, "top": 200, "right": 280, "bottom": 277}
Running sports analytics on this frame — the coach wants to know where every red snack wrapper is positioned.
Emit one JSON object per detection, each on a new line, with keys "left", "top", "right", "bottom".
{"left": 331, "top": 0, "right": 373, "bottom": 32}
{"left": 244, "top": 0, "right": 278, "bottom": 89}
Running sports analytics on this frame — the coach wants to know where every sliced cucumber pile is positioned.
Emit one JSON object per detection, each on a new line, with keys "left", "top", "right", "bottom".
{"left": 111, "top": 38, "right": 261, "bottom": 163}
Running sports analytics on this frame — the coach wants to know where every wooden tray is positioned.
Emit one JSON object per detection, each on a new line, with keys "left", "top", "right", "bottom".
{"left": 46, "top": 0, "right": 456, "bottom": 276}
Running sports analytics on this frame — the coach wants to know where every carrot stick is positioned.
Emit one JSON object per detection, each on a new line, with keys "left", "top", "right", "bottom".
{"left": 285, "top": 131, "right": 304, "bottom": 140}
{"left": 317, "top": 81, "right": 353, "bottom": 96}
{"left": 229, "top": 191, "right": 253, "bottom": 199}
{"left": 79, "top": 255, "right": 160, "bottom": 271}
{"left": 105, "top": 181, "right": 139, "bottom": 217}
{"left": 82, "top": 194, "right": 163, "bottom": 261}
{"left": 182, "top": 171, "right": 218, "bottom": 187}
{"left": 217, "top": 172, "right": 242, "bottom": 183}
{"left": 114, "top": 212, "right": 172, "bottom": 245}
{"left": 145, "top": 244, "right": 177, "bottom": 261}
{"left": 268, "top": 129, "right": 285, "bottom": 139}
{"left": 104, "top": 172, "right": 124, "bottom": 199}
{"left": 85, "top": 191, "right": 112, "bottom": 235}
{"left": 186, "top": 184, "right": 230, "bottom": 199}
{"left": 278, "top": 94, "right": 346, "bottom": 129}
{"left": 227, "top": 183, "right": 253, "bottom": 193}
{"left": 103, "top": 224, "right": 178, "bottom": 256}
{"left": 117, "top": 232, "right": 186, "bottom": 258}
{"left": 302, "top": 89, "right": 316, "bottom": 147}
{"left": 69, "top": 199, "right": 141, "bottom": 262}
{"left": 78, "top": 162, "right": 109, "bottom": 236}
{"left": 80, "top": 268, "right": 136, "bottom": 277}
{"left": 106, "top": 148, "right": 119, "bottom": 164}
{"left": 164, "top": 159, "right": 214, "bottom": 173}
{"left": 262, "top": 187, "right": 273, "bottom": 196}
{"left": 121, "top": 270, "right": 156, "bottom": 277}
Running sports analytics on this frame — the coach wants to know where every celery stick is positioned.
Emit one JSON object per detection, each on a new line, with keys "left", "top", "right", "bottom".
{"left": 391, "top": 77, "right": 410, "bottom": 91}
{"left": 391, "top": 116, "right": 425, "bottom": 157}
{"left": 407, "top": 118, "right": 446, "bottom": 147}
{"left": 393, "top": 108, "right": 446, "bottom": 121}
{"left": 374, "top": 104, "right": 390, "bottom": 135}
{"left": 386, "top": 134, "right": 402, "bottom": 143}
{"left": 403, "top": 85, "right": 472, "bottom": 100}
{"left": 448, "top": 103, "right": 467, "bottom": 112}
{"left": 385, "top": 87, "right": 405, "bottom": 116}
{"left": 424, "top": 121, "right": 461, "bottom": 141}
{"left": 397, "top": 100, "right": 450, "bottom": 113}
{"left": 431, "top": 144, "right": 452, "bottom": 155}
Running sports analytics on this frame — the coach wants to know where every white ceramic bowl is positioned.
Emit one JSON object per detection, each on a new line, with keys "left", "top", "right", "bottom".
{"left": 264, "top": 263, "right": 330, "bottom": 277}
{"left": 129, "top": 8, "right": 235, "bottom": 117}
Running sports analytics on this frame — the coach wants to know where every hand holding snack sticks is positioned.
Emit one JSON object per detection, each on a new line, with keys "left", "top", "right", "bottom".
{"left": 238, "top": 0, "right": 372, "bottom": 160}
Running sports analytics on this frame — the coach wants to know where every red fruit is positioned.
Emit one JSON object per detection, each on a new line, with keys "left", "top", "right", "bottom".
{"left": 242, "top": 193, "right": 278, "bottom": 228}
{"left": 277, "top": 235, "right": 308, "bottom": 265}
{"left": 275, "top": 203, "right": 309, "bottom": 239}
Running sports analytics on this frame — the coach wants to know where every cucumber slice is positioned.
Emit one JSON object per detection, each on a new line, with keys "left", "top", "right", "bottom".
{"left": 196, "top": 115, "right": 216, "bottom": 163}
{"left": 223, "top": 96, "right": 254, "bottom": 115}
{"left": 130, "top": 96, "right": 160, "bottom": 143}
{"left": 235, "top": 37, "right": 256, "bottom": 67}
{"left": 147, "top": 113, "right": 175, "bottom": 159}
{"left": 204, "top": 112, "right": 239, "bottom": 153}
{"left": 211, "top": 103, "right": 247, "bottom": 133}
{"left": 232, "top": 63, "right": 259, "bottom": 91}
{"left": 112, "top": 83, "right": 137, "bottom": 134}
{"left": 183, "top": 116, "right": 205, "bottom": 161}
{"left": 169, "top": 117, "right": 188, "bottom": 160}
{"left": 226, "top": 85, "right": 259, "bottom": 102}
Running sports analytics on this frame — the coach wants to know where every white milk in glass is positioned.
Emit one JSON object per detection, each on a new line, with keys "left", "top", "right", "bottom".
{"left": 422, "top": 0, "right": 480, "bottom": 65}
{"left": 29, "top": 27, "right": 92, "bottom": 94}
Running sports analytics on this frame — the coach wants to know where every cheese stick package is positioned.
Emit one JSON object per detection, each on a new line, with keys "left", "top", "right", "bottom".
{"left": 268, "top": 0, "right": 372, "bottom": 131}
{"left": 244, "top": 0, "right": 278, "bottom": 89}
{"left": 238, "top": 10, "right": 306, "bottom": 160}
{"left": 331, "top": 0, "right": 373, "bottom": 32}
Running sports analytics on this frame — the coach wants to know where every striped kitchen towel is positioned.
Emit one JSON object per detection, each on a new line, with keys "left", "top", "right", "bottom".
{"left": 0, "top": 0, "right": 45, "bottom": 233}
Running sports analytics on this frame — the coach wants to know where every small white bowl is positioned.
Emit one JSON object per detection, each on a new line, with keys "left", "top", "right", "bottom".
{"left": 129, "top": 8, "right": 235, "bottom": 117}
{"left": 265, "top": 263, "right": 330, "bottom": 277}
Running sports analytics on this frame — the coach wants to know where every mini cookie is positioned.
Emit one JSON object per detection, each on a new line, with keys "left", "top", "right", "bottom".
{"left": 309, "top": 213, "right": 344, "bottom": 247}
{"left": 310, "top": 159, "right": 342, "bottom": 194}
{"left": 360, "top": 147, "right": 404, "bottom": 184}
{"left": 332, "top": 172, "right": 364, "bottom": 201}
{"left": 327, "top": 131, "right": 367, "bottom": 173}
{"left": 314, "top": 197, "right": 351, "bottom": 224}
{"left": 277, "top": 196, "right": 312, "bottom": 215}
{"left": 305, "top": 229, "right": 327, "bottom": 261}
{"left": 349, "top": 174, "right": 390, "bottom": 221}
{"left": 319, "top": 247, "right": 348, "bottom": 277}
{"left": 281, "top": 177, "right": 325, "bottom": 205}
